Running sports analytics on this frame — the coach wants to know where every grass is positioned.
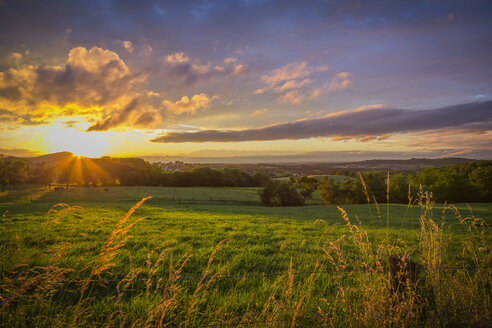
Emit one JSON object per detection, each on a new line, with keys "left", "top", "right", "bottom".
{"left": 307, "top": 174, "right": 349, "bottom": 183}
{"left": 274, "top": 174, "right": 349, "bottom": 183}
{"left": 0, "top": 185, "right": 491, "bottom": 327}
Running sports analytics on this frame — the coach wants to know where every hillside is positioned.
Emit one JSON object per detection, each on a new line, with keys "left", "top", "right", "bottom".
{"left": 0, "top": 151, "right": 76, "bottom": 166}
{"left": 0, "top": 152, "right": 477, "bottom": 174}
{"left": 26, "top": 151, "right": 76, "bottom": 165}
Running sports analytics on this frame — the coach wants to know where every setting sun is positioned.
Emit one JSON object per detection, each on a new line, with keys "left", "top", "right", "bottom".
{"left": 42, "top": 125, "right": 109, "bottom": 158}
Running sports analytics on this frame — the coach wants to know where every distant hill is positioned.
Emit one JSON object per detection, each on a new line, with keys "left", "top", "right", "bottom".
{"left": 0, "top": 152, "right": 477, "bottom": 173}
{"left": 26, "top": 151, "right": 75, "bottom": 166}
{"left": 296, "top": 157, "right": 476, "bottom": 173}
{"left": 0, "top": 154, "right": 17, "bottom": 161}
{"left": 192, "top": 157, "right": 478, "bottom": 176}
{"left": 0, "top": 151, "right": 76, "bottom": 167}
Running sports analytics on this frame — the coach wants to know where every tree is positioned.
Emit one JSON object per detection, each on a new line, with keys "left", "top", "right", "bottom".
{"left": 294, "top": 175, "right": 318, "bottom": 199}
{"left": 360, "top": 172, "right": 387, "bottom": 203}
{"left": 5, "top": 160, "right": 29, "bottom": 190}
{"left": 274, "top": 182, "right": 305, "bottom": 206}
{"left": 0, "top": 159, "right": 8, "bottom": 191}
{"left": 259, "top": 181, "right": 304, "bottom": 206}
{"left": 318, "top": 178, "right": 344, "bottom": 205}
{"left": 57, "top": 165, "right": 71, "bottom": 188}
{"left": 259, "top": 180, "right": 277, "bottom": 206}
{"left": 251, "top": 172, "right": 271, "bottom": 187}
{"left": 431, "top": 171, "right": 479, "bottom": 203}
{"left": 388, "top": 173, "right": 411, "bottom": 203}
{"left": 469, "top": 166, "right": 492, "bottom": 202}
{"left": 28, "top": 162, "right": 58, "bottom": 189}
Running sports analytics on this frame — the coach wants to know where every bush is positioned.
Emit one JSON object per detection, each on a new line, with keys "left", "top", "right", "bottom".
{"left": 318, "top": 178, "right": 343, "bottom": 205}
{"left": 274, "top": 182, "right": 305, "bottom": 206}
{"left": 292, "top": 175, "right": 318, "bottom": 199}
{"left": 259, "top": 180, "right": 277, "bottom": 206}
{"left": 259, "top": 181, "right": 305, "bottom": 206}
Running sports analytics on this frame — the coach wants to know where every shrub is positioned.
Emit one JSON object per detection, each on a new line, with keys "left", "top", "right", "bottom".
{"left": 259, "top": 181, "right": 305, "bottom": 206}
{"left": 274, "top": 182, "right": 305, "bottom": 206}
{"left": 259, "top": 180, "right": 277, "bottom": 206}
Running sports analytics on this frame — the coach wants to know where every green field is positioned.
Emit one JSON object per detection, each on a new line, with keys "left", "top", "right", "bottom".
{"left": 275, "top": 174, "right": 349, "bottom": 184}
{"left": 1, "top": 186, "right": 491, "bottom": 327}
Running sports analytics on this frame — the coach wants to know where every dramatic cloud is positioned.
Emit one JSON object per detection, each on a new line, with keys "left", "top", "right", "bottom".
{"left": 161, "top": 93, "right": 213, "bottom": 115}
{"left": 0, "top": 46, "right": 159, "bottom": 130}
{"left": 86, "top": 97, "right": 159, "bottom": 131}
{"left": 1, "top": 1, "right": 491, "bottom": 158}
{"left": 151, "top": 101, "right": 492, "bottom": 143}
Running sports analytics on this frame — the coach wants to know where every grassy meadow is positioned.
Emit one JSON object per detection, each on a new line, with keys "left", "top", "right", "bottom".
{"left": 1, "top": 185, "right": 491, "bottom": 327}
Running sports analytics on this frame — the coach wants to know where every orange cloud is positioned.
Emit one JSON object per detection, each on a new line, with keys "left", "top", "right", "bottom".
{"left": 122, "top": 40, "right": 134, "bottom": 53}
{"left": 0, "top": 46, "right": 159, "bottom": 131}
{"left": 10, "top": 52, "right": 22, "bottom": 62}
{"left": 250, "top": 108, "right": 268, "bottom": 117}
{"left": 262, "top": 61, "right": 312, "bottom": 85}
{"left": 326, "top": 72, "right": 351, "bottom": 92}
{"left": 277, "top": 90, "right": 305, "bottom": 104}
{"left": 256, "top": 61, "right": 350, "bottom": 104}
{"left": 275, "top": 78, "right": 312, "bottom": 92}
{"left": 166, "top": 52, "right": 190, "bottom": 64}
{"left": 161, "top": 93, "right": 212, "bottom": 115}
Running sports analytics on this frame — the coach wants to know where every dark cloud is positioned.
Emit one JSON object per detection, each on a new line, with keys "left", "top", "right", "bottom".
{"left": 0, "top": 108, "right": 48, "bottom": 125}
{"left": 158, "top": 52, "right": 247, "bottom": 88}
{"left": 151, "top": 101, "right": 492, "bottom": 143}
{"left": 86, "top": 97, "right": 158, "bottom": 131}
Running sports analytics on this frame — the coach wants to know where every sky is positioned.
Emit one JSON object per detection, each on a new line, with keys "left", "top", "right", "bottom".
{"left": 0, "top": 0, "right": 491, "bottom": 162}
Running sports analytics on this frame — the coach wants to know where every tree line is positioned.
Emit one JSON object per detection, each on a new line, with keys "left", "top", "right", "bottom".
{"left": 2, "top": 156, "right": 490, "bottom": 205}
{"left": 318, "top": 160, "right": 492, "bottom": 204}
{"left": 259, "top": 175, "right": 319, "bottom": 206}
{"left": 0, "top": 157, "right": 271, "bottom": 190}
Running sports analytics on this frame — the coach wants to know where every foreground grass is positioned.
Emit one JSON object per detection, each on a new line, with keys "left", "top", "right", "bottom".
{"left": 0, "top": 186, "right": 491, "bottom": 327}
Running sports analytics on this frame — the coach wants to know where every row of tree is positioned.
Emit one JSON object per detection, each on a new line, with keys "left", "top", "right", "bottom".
{"left": 318, "top": 160, "right": 492, "bottom": 204}
{"left": 0, "top": 157, "right": 271, "bottom": 190}
{"left": 2, "top": 156, "right": 491, "bottom": 205}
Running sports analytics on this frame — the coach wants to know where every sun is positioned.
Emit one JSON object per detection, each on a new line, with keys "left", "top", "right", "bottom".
{"left": 43, "top": 125, "right": 109, "bottom": 158}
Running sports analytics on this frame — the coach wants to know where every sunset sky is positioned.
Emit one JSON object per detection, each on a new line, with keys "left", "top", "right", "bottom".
{"left": 0, "top": 0, "right": 491, "bottom": 161}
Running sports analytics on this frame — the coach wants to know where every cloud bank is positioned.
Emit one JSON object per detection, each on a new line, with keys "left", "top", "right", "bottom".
{"left": 0, "top": 46, "right": 160, "bottom": 131}
{"left": 151, "top": 101, "right": 492, "bottom": 143}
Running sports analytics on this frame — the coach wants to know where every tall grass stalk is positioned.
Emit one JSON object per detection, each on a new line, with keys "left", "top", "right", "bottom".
{"left": 0, "top": 192, "right": 490, "bottom": 327}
